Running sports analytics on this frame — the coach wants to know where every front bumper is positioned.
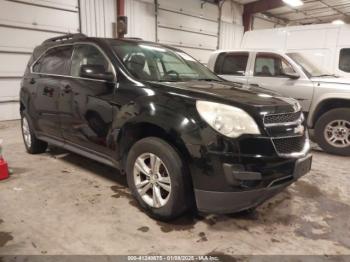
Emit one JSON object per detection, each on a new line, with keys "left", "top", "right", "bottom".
{"left": 194, "top": 154, "right": 312, "bottom": 214}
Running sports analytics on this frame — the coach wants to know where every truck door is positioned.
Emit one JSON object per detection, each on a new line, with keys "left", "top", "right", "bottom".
{"left": 248, "top": 52, "right": 314, "bottom": 112}
{"left": 213, "top": 52, "right": 249, "bottom": 84}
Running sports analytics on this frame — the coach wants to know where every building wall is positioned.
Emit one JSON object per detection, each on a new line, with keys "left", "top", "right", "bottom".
{"left": 0, "top": 0, "right": 79, "bottom": 121}
{"left": 219, "top": 0, "right": 244, "bottom": 50}
{"left": 124, "top": 0, "right": 244, "bottom": 64}
{"left": 125, "top": 0, "right": 156, "bottom": 41}
{"left": 80, "top": 0, "right": 117, "bottom": 37}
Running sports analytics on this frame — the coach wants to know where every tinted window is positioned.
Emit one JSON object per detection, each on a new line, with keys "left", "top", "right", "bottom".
{"left": 216, "top": 53, "right": 248, "bottom": 75}
{"left": 33, "top": 46, "right": 73, "bottom": 75}
{"left": 339, "top": 48, "right": 350, "bottom": 73}
{"left": 70, "top": 45, "right": 112, "bottom": 77}
{"left": 254, "top": 53, "right": 295, "bottom": 77}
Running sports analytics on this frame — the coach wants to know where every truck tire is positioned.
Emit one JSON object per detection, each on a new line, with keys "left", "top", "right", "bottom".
{"left": 315, "top": 108, "right": 350, "bottom": 156}
{"left": 126, "top": 137, "right": 193, "bottom": 221}
{"left": 21, "top": 113, "right": 48, "bottom": 154}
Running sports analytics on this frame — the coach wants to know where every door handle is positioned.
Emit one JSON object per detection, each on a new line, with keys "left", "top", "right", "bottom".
{"left": 63, "top": 85, "right": 72, "bottom": 94}
{"left": 29, "top": 78, "right": 36, "bottom": 84}
{"left": 43, "top": 86, "right": 54, "bottom": 96}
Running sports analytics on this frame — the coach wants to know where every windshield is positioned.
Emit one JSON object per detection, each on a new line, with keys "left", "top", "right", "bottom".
{"left": 110, "top": 41, "right": 220, "bottom": 82}
{"left": 287, "top": 52, "right": 333, "bottom": 77}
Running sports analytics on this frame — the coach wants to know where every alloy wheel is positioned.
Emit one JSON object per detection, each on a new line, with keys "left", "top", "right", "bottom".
{"left": 133, "top": 153, "right": 171, "bottom": 208}
{"left": 22, "top": 117, "right": 32, "bottom": 148}
{"left": 324, "top": 119, "right": 350, "bottom": 148}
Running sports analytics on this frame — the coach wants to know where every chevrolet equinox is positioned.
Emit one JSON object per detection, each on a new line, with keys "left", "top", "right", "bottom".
{"left": 20, "top": 34, "right": 312, "bottom": 220}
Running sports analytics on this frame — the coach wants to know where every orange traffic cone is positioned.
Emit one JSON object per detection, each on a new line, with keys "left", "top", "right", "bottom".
{"left": 0, "top": 140, "right": 9, "bottom": 180}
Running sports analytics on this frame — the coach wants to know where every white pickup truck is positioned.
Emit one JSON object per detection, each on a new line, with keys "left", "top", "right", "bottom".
{"left": 208, "top": 50, "right": 350, "bottom": 156}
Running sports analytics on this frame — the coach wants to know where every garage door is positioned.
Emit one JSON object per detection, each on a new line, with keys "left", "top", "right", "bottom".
{"left": 156, "top": 0, "right": 219, "bottom": 64}
{"left": 0, "top": 0, "right": 79, "bottom": 121}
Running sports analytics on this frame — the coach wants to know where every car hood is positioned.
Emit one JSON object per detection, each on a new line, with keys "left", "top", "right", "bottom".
{"left": 311, "top": 76, "right": 350, "bottom": 85}
{"left": 148, "top": 80, "right": 299, "bottom": 114}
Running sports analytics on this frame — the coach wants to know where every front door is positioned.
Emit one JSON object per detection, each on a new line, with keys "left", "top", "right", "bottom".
{"left": 248, "top": 52, "right": 314, "bottom": 111}
{"left": 59, "top": 44, "right": 116, "bottom": 156}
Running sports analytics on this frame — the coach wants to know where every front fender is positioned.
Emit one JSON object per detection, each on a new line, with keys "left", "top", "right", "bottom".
{"left": 110, "top": 95, "right": 202, "bottom": 160}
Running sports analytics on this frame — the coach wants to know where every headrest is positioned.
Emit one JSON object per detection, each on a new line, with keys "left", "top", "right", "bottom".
{"left": 128, "top": 55, "right": 146, "bottom": 70}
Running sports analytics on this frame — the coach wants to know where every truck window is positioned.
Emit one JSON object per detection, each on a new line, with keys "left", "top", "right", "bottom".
{"left": 33, "top": 46, "right": 73, "bottom": 75}
{"left": 254, "top": 53, "right": 295, "bottom": 77}
{"left": 215, "top": 52, "right": 248, "bottom": 76}
{"left": 339, "top": 49, "right": 350, "bottom": 73}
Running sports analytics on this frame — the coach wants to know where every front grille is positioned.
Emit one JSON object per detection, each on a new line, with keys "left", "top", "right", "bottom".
{"left": 264, "top": 111, "right": 302, "bottom": 125}
{"left": 272, "top": 135, "right": 305, "bottom": 155}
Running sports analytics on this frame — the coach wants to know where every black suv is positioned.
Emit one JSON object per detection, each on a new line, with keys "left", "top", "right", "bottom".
{"left": 20, "top": 34, "right": 312, "bottom": 220}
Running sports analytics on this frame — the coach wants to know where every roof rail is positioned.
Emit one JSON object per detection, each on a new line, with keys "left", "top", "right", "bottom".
{"left": 42, "top": 33, "right": 87, "bottom": 44}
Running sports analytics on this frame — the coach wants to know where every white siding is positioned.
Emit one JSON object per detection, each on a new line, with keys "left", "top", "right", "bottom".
{"left": 125, "top": 0, "right": 156, "bottom": 41}
{"left": 219, "top": 0, "right": 244, "bottom": 50}
{"left": 80, "top": 0, "right": 116, "bottom": 37}
{"left": 0, "top": 0, "right": 80, "bottom": 121}
{"left": 219, "top": 22, "right": 244, "bottom": 49}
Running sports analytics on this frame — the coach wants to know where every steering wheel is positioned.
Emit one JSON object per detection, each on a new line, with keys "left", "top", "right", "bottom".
{"left": 164, "top": 70, "right": 180, "bottom": 80}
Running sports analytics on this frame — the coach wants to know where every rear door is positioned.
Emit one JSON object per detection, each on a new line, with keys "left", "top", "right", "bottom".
{"left": 248, "top": 52, "right": 314, "bottom": 111}
{"left": 30, "top": 45, "right": 73, "bottom": 139}
{"left": 213, "top": 52, "right": 250, "bottom": 84}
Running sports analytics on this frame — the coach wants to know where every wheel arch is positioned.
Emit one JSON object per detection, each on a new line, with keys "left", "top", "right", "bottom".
{"left": 309, "top": 97, "right": 350, "bottom": 128}
{"left": 117, "top": 121, "right": 192, "bottom": 170}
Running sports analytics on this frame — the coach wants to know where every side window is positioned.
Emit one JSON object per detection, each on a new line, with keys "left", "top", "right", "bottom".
{"left": 339, "top": 48, "right": 350, "bottom": 73}
{"left": 216, "top": 53, "right": 249, "bottom": 75}
{"left": 33, "top": 46, "right": 73, "bottom": 75}
{"left": 254, "top": 53, "right": 295, "bottom": 77}
{"left": 70, "top": 45, "right": 112, "bottom": 77}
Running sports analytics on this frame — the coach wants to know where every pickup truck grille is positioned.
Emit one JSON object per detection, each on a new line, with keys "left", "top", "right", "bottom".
{"left": 272, "top": 135, "right": 305, "bottom": 155}
{"left": 264, "top": 111, "right": 302, "bottom": 125}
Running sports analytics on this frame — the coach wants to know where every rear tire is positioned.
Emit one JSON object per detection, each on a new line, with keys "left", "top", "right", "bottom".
{"left": 126, "top": 137, "right": 193, "bottom": 221}
{"left": 315, "top": 108, "right": 350, "bottom": 156}
{"left": 21, "top": 113, "right": 48, "bottom": 154}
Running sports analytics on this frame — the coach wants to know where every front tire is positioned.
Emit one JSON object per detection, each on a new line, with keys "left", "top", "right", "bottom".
{"left": 315, "top": 108, "right": 350, "bottom": 156}
{"left": 126, "top": 137, "right": 193, "bottom": 220}
{"left": 21, "top": 114, "right": 48, "bottom": 154}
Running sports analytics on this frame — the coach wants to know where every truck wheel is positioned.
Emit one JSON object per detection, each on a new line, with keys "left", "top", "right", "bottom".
{"left": 21, "top": 114, "right": 48, "bottom": 154}
{"left": 126, "top": 137, "right": 193, "bottom": 221}
{"left": 315, "top": 108, "right": 350, "bottom": 156}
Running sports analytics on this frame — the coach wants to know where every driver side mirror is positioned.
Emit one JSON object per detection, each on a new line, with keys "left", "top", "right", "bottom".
{"left": 80, "top": 65, "right": 114, "bottom": 82}
{"left": 283, "top": 71, "right": 300, "bottom": 80}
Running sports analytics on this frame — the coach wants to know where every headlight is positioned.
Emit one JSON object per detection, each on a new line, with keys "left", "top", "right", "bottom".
{"left": 196, "top": 101, "right": 260, "bottom": 138}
